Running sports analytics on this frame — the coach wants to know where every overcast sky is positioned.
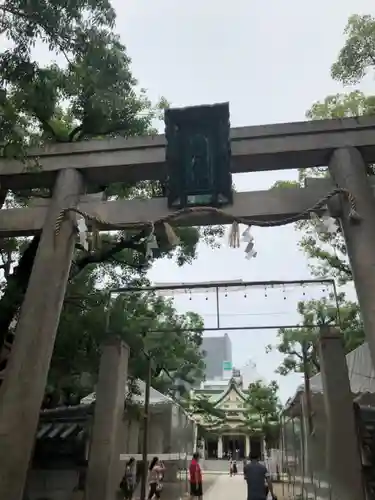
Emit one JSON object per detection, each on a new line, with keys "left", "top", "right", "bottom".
{"left": 115, "top": 0, "right": 374, "bottom": 402}
{"left": 23, "top": 0, "right": 375, "bottom": 402}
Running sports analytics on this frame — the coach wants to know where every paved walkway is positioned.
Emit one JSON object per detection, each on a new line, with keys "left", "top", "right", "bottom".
{"left": 204, "top": 475, "right": 246, "bottom": 500}
{"left": 204, "top": 474, "right": 289, "bottom": 500}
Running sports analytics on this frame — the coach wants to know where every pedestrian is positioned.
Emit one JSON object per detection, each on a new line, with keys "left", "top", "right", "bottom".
{"left": 148, "top": 456, "right": 165, "bottom": 500}
{"left": 189, "top": 452, "right": 203, "bottom": 500}
{"left": 120, "top": 457, "right": 136, "bottom": 500}
{"left": 243, "top": 451, "right": 277, "bottom": 500}
{"left": 229, "top": 458, "right": 233, "bottom": 477}
{"left": 232, "top": 459, "right": 238, "bottom": 475}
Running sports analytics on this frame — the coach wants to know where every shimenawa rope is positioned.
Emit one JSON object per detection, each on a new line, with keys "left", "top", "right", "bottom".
{"left": 54, "top": 187, "right": 359, "bottom": 250}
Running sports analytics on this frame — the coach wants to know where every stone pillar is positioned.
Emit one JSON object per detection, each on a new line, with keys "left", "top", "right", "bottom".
{"left": 148, "top": 418, "right": 163, "bottom": 454}
{"left": 127, "top": 419, "right": 140, "bottom": 454}
{"left": 193, "top": 422, "right": 198, "bottom": 453}
{"left": 217, "top": 435, "right": 223, "bottom": 459}
{"left": 262, "top": 438, "right": 267, "bottom": 459}
{"left": 85, "top": 338, "right": 129, "bottom": 500}
{"left": 0, "top": 168, "right": 84, "bottom": 500}
{"left": 318, "top": 326, "right": 365, "bottom": 500}
{"left": 328, "top": 147, "right": 375, "bottom": 369}
{"left": 245, "top": 435, "right": 250, "bottom": 458}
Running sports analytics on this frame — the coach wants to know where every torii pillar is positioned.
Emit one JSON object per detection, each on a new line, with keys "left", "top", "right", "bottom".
{"left": 318, "top": 326, "right": 365, "bottom": 500}
{"left": 329, "top": 147, "right": 375, "bottom": 370}
{"left": 0, "top": 168, "right": 84, "bottom": 500}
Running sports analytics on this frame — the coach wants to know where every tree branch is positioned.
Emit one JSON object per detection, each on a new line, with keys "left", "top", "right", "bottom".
{"left": 310, "top": 347, "right": 321, "bottom": 372}
{"left": 69, "top": 230, "right": 148, "bottom": 280}
{"left": 0, "top": 5, "right": 72, "bottom": 64}
{"left": 289, "top": 349, "right": 303, "bottom": 360}
{"left": 0, "top": 235, "right": 40, "bottom": 348}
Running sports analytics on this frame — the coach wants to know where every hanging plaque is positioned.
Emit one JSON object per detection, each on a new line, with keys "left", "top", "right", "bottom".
{"left": 165, "top": 102, "right": 233, "bottom": 209}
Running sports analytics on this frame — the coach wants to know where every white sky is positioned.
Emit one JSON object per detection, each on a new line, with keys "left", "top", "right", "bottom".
{"left": 23, "top": 0, "right": 375, "bottom": 402}
{"left": 122, "top": 0, "right": 374, "bottom": 403}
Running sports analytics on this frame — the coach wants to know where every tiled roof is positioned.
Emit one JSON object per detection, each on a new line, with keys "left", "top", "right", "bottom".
{"left": 36, "top": 421, "right": 87, "bottom": 441}
{"left": 80, "top": 378, "right": 173, "bottom": 406}
{"left": 284, "top": 342, "right": 375, "bottom": 414}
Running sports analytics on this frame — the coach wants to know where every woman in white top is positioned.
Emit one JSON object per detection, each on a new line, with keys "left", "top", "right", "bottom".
{"left": 148, "top": 456, "right": 165, "bottom": 500}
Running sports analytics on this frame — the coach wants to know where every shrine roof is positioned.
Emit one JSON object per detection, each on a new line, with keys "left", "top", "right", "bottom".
{"left": 80, "top": 378, "right": 173, "bottom": 406}
{"left": 194, "top": 377, "right": 247, "bottom": 406}
{"left": 284, "top": 341, "right": 375, "bottom": 417}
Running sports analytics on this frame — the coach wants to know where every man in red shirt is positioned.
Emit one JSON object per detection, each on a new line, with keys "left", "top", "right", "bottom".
{"left": 189, "top": 452, "right": 203, "bottom": 500}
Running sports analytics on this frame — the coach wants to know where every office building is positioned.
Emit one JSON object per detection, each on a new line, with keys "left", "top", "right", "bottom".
{"left": 201, "top": 333, "right": 232, "bottom": 380}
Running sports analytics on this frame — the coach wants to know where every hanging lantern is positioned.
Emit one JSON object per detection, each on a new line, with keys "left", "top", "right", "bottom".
{"left": 165, "top": 102, "right": 233, "bottom": 209}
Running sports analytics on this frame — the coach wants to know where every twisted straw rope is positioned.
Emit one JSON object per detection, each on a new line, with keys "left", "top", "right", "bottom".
{"left": 54, "top": 187, "right": 359, "bottom": 240}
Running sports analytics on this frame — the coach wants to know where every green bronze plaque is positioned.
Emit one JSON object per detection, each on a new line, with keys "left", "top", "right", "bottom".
{"left": 165, "top": 102, "right": 233, "bottom": 209}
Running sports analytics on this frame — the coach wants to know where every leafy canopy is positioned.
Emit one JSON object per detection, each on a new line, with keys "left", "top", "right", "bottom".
{"left": 0, "top": 0, "right": 225, "bottom": 406}
{"left": 270, "top": 13, "right": 375, "bottom": 376}
{"left": 245, "top": 380, "right": 281, "bottom": 446}
{"left": 267, "top": 295, "right": 364, "bottom": 376}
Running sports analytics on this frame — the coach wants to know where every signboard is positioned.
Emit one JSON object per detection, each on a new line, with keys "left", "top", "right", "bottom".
{"left": 223, "top": 360, "right": 233, "bottom": 379}
{"left": 165, "top": 102, "right": 232, "bottom": 209}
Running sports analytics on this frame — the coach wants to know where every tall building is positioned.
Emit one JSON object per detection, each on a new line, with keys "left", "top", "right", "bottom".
{"left": 201, "top": 333, "right": 232, "bottom": 380}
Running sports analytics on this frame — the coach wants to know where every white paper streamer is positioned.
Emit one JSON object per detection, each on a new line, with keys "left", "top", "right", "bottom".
{"left": 145, "top": 231, "right": 159, "bottom": 259}
{"left": 310, "top": 212, "right": 337, "bottom": 236}
{"left": 77, "top": 216, "right": 89, "bottom": 251}
{"left": 244, "top": 240, "right": 257, "bottom": 259}
{"left": 241, "top": 226, "right": 254, "bottom": 243}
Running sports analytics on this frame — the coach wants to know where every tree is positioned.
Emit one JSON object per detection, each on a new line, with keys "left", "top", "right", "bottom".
{"left": 0, "top": 0, "right": 115, "bottom": 159}
{"left": 299, "top": 14, "right": 375, "bottom": 282}
{"left": 184, "top": 393, "right": 227, "bottom": 427}
{"left": 331, "top": 14, "right": 375, "bottom": 85}
{"left": 43, "top": 274, "right": 207, "bottom": 407}
{"left": 0, "top": 2, "right": 223, "bottom": 404}
{"left": 267, "top": 294, "right": 364, "bottom": 377}
{"left": 298, "top": 90, "right": 375, "bottom": 284}
{"left": 269, "top": 14, "right": 375, "bottom": 376}
{"left": 245, "top": 380, "right": 281, "bottom": 449}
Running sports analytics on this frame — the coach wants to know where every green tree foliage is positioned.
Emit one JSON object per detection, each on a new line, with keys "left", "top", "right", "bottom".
{"left": 299, "top": 14, "right": 375, "bottom": 282}
{"left": 245, "top": 380, "right": 281, "bottom": 448}
{"left": 270, "top": 15, "right": 375, "bottom": 376}
{"left": 44, "top": 278, "right": 206, "bottom": 407}
{"left": 267, "top": 295, "right": 364, "bottom": 377}
{"left": 0, "top": 1, "right": 223, "bottom": 404}
{"left": 331, "top": 14, "right": 375, "bottom": 85}
{"left": 299, "top": 90, "right": 375, "bottom": 285}
{"left": 184, "top": 394, "right": 226, "bottom": 426}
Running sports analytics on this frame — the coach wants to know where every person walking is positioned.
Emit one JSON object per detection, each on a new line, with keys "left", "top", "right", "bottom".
{"left": 148, "top": 456, "right": 165, "bottom": 500}
{"left": 232, "top": 459, "right": 238, "bottom": 476}
{"left": 243, "top": 451, "right": 277, "bottom": 500}
{"left": 120, "top": 457, "right": 136, "bottom": 500}
{"left": 189, "top": 452, "right": 203, "bottom": 500}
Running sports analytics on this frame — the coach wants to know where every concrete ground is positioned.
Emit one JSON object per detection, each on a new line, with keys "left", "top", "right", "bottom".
{"left": 129, "top": 471, "right": 290, "bottom": 500}
{"left": 203, "top": 474, "right": 290, "bottom": 500}
{"left": 129, "top": 474, "right": 218, "bottom": 500}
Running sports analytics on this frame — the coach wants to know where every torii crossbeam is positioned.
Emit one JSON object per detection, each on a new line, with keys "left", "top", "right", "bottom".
{"left": 1, "top": 111, "right": 375, "bottom": 500}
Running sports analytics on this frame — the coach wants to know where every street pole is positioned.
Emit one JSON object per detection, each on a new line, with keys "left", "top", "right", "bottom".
{"left": 140, "top": 355, "right": 152, "bottom": 500}
{"left": 301, "top": 340, "right": 313, "bottom": 435}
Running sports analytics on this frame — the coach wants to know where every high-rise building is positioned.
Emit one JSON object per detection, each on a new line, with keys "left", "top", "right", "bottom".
{"left": 201, "top": 333, "right": 232, "bottom": 380}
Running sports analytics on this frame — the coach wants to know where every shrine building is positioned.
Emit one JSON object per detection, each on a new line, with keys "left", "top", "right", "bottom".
{"left": 191, "top": 370, "right": 266, "bottom": 460}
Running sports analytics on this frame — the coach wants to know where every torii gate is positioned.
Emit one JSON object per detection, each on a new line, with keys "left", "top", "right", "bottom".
{"left": 0, "top": 105, "right": 375, "bottom": 499}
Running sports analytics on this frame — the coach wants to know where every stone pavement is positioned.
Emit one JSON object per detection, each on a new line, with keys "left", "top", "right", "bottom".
{"left": 204, "top": 474, "right": 246, "bottom": 500}
{"left": 203, "top": 474, "right": 290, "bottom": 500}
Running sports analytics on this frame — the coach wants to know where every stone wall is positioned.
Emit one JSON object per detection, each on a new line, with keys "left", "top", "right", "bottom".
{"left": 26, "top": 469, "right": 79, "bottom": 500}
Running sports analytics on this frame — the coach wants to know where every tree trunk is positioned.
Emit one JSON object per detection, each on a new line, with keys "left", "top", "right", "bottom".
{"left": 0, "top": 236, "right": 40, "bottom": 348}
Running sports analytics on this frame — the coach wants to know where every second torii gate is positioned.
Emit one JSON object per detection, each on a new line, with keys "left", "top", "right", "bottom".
{"left": 0, "top": 105, "right": 375, "bottom": 499}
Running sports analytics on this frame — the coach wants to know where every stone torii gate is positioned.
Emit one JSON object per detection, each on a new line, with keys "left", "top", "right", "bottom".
{"left": 0, "top": 107, "right": 375, "bottom": 499}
